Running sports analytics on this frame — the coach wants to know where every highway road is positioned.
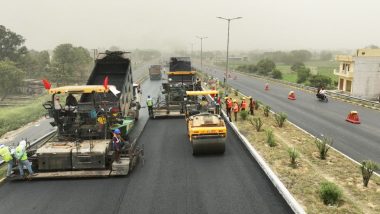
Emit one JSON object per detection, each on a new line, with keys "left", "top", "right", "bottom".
{"left": 0, "top": 70, "right": 293, "bottom": 214}
{"left": 199, "top": 64, "right": 380, "bottom": 164}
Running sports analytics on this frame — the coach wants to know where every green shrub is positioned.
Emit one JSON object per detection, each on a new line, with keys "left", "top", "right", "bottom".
{"left": 287, "top": 147, "right": 299, "bottom": 167}
{"left": 314, "top": 137, "right": 333, "bottom": 160}
{"left": 274, "top": 112, "right": 287, "bottom": 127}
{"left": 263, "top": 105, "right": 271, "bottom": 117}
{"left": 239, "top": 110, "right": 249, "bottom": 120}
{"left": 234, "top": 89, "right": 239, "bottom": 96}
{"left": 249, "top": 117, "right": 263, "bottom": 132}
{"left": 265, "top": 129, "right": 277, "bottom": 147}
{"left": 361, "top": 160, "right": 379, "bottom": 187}
{"left": 218, "top": 91, "right": 224, "bottom": 99}
{"left": 0, "top": 96, "right": 48, "bottom": 137}
{"left": 319, "top": 181, "right": 342, "bottom": 205}
{"left": 255, "top": 100, "right": 261, "bottom": 110}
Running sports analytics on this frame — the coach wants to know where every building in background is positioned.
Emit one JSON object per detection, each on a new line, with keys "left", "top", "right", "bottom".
{"left": 334, "top": 49, "right": 380, "bottom": 99}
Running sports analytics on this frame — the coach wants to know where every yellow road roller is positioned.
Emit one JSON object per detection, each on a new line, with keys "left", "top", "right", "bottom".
{"left": 185, "top": 90, "right": 227, "bottom": 155}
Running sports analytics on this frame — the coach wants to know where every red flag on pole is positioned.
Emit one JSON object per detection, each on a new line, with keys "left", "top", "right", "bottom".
{"left": 103, "top": 76, "right": 109, "bottom": 89}
{"left": 42, "top": 79, "right": 51, "bottom": 89}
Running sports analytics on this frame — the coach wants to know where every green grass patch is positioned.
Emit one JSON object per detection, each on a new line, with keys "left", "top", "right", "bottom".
{"left": 282, "top": 73, "right": 297, "bottom": 83}
{"left": 0, "top": 95, "right": 49, "bottom": 137}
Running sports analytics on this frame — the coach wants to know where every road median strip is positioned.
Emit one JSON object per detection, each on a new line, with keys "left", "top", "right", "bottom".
{"left": 200, "top": 76, "right": 380, "bottom": 214}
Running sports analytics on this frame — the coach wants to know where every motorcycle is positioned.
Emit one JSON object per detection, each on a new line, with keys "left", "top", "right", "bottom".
{"left": 316, "top": 93, "right": 328, "bottom": 102}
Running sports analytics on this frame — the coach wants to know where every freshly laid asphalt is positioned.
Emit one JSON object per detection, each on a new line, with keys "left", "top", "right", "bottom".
{"left": 0, "top": 68, "right": 293, "bottom": 214}
{"left": 200, "top": 65, "right": 380, "bottom": 164}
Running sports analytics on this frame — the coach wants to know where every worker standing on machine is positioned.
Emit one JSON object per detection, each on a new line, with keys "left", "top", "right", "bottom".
{"left": 112, "top": 129, "right": 123, "bottom": 163}
{"left": 146, "top": 95, "right": 153, "bottom": 117}
{"left": 15, "top": 140, "right": 36, "bottom": 177}
{"left": 0, "top": 144, "right": 14, "bottom": 178}
{"left": 233, "top": 99, "right": 239, "bottom": 122}
{"left": 240, "top": 97, "right": 247, "bottom": 111}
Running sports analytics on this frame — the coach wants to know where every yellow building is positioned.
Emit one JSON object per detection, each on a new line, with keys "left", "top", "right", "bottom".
{"left": 334, "top": 49, "right": 380, "bottom": 98}
{"left": 334, "top": 55, "right": 354, "bottom": 93}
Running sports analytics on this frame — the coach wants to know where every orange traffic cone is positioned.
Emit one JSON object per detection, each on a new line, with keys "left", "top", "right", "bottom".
{"left": 265, "top": 83, "right": 269, "bottom": 91}
{"left": 346, "top": 111, "right": 360, "bottom": 124}
{"left": 288, "top": 91, "right": 296, "bottom": 100}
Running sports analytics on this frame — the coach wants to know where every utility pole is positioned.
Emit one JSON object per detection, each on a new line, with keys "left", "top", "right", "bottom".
{"left": 196, "top": 36, "right": 208, "bottom": 71}
{"left": 217, "top": 16, "right": 242, "bottom": 86}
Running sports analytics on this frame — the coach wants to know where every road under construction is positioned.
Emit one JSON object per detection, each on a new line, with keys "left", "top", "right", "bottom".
{"left": 0, "top": 57, "right": 296, "bottom": 214}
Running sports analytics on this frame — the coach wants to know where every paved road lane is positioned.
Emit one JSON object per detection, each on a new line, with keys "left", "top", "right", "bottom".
{"left": 199, "top": 64, "right": 380, "bottom": 164}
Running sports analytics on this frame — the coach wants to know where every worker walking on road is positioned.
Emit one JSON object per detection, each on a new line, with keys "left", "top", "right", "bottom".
{"left": 15, "top": 140, "right": 36, "bottom": 177}
{"left": 240, "top": 97, "right": 247, "bottom": 111}
{"left": 233, "top": 100, "right": 239, "bottom": 122}
{"left": 249, "top": 96, "right": 255, "bottom": 115}
{"left": 0, "top": 144, "right": 15, "bottom": 178}
{"left": 146, "top": 95, "right": 153, "bottom": 118}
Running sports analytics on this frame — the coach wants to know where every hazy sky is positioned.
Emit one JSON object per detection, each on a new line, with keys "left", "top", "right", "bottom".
{"left": 1, "top": 0, "right": 379, "bottom": 52}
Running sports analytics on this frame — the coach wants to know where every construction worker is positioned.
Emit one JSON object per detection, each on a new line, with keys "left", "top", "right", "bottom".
{"left": 146, "top": 95, "right": 153, "bottom": 117}
{"left": 249, "top": 96, "right": 255, "bottom": 115}
{"left": 0, "top": 144, "right": 14, "bottom": 178}
{"left": 215, "top": 95, "right": 221, "bottom": 114}
{"left": 200, "top": 96, "right": 209, "bottom": 112}
{"left": 112, "top": 129, "right": 123, "bottom": 163}
{"left": 15, "top": 140, "right": 36, "bottom": 177}
{"left": 240, "top": 97, "right": 247, "bottom": 111}
{"left": 226, "top": 97, "right": 233, "bottom": 117}
{"left": 233, "top": 100, "right": 239, "bottom": 122}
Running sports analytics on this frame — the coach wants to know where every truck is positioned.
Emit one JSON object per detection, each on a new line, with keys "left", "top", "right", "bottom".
{"left": 149, "top": 65, "right": 162, "bottom": 80}
{"left": 14, "top": 51, "right": 143, "bottom": 179}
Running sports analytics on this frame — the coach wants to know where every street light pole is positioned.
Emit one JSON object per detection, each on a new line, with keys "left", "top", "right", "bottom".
{"left": 217, "top": 16, "right": 242, "bottom": 86}
{"left": 197, "top": 36, "right": 207, "bottom": 71}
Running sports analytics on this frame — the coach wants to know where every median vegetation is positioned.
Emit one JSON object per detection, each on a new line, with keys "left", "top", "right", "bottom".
{"left": 0, "top": 95, "right": 48, "bottom": 137}
{"left": 201, "top": 74, "right": 380, "bottom": 214}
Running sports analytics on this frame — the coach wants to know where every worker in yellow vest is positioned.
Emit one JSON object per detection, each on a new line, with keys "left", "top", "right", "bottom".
{"left": 0, "top": 144, "right": 15, "bottom": 178}
{"left": 15, "top": 140, "right": 36, "bottom": 177}
{"left": 146, "top": 95, "right": 153, "bottom": 117}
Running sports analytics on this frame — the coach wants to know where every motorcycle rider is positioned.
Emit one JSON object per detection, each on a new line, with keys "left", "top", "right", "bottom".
{"left": 316, "top": 87, "right": 327, "bottom": 100}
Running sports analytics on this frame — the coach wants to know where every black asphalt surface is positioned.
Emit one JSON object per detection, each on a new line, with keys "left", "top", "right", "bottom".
{"left": 0, "top": 66, "right": 293, "bottom": 214}
{"left": 200, "top": 65, "right": 380, "bottom": 164}
{"left": 0, "top": 118, "right": 292, "bottom": 214}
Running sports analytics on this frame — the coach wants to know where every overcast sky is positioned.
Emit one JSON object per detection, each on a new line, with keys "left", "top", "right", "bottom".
{"left": 1, "top": 0, "right": 379, "bottom": 52}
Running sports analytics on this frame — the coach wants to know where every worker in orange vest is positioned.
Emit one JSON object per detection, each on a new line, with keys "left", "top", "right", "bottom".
{"left": 233, "top": 99, "right": 239, "bottom": 122}
{"left": 248, "top": 96, "right": 255, "bottom": 115}
{"left": 226, "top": 97, "right": 233, "bottom": 117}
{"left": 240, "top": 97, "right": 247, "bottom": 111}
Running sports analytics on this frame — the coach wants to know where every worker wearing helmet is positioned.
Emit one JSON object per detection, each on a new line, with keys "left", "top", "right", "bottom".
{"left": 0, "top": 144, "right": 15, "bottom": 178}
{"left": 112, "top": 129, "right": 124, "bottom": 163}
{"left": 226, "top": 97, "right": 232, "bottom": 118}
{"left": 15, "top": 140, "right": 36, "bottom": 177}
{"left": 233, "top": 100, "right": 239, "bottom": 122}
{"left": 240, "top": 97, "right": 247, "bottom": 111}
{"left": 146, "top": 95, "right": 154, "bottom": 118}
